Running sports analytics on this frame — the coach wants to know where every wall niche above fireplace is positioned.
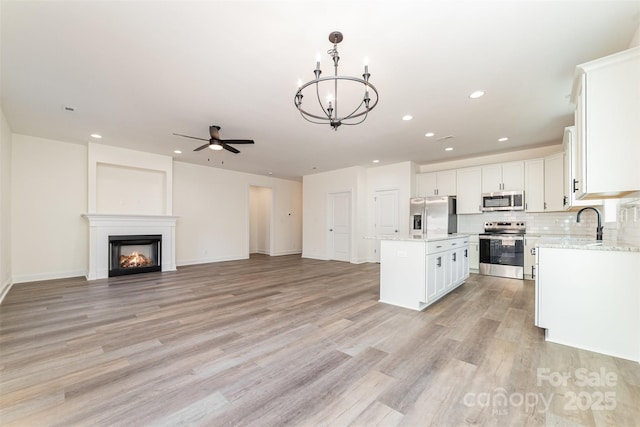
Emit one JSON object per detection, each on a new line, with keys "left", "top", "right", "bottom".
{"left": 109, "top": 235, "right": 161, "bottom": 277}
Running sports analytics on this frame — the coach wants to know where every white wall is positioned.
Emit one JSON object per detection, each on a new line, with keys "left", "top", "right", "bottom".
{"left": 11, "top": 134, "right": 88, "bottom": 283}
{"left": 88, "top": 142, "right": 173, "bottom": 215}
{"left": 365, "top": 162, "right": 416, "bottom": 262}
{"left": 302, "top": 166, "right": 366, "bottom": 262}
{"left": 5, "top": 136, "right": 301, "bottom": 284}
{"left": 173, "top": 161, "right": 301, "bottom": 266}
{"left": 0, "top": 110, "right": 12, "bottom": 301}
{"left": 302, "top": 162, "right": 415, "bottom": 264}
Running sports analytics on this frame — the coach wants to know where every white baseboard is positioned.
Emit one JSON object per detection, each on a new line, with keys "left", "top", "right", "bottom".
{"left": 269, "top": 250, "right": 302, "bottom": 256}
{"left": 177, "top": 254, "right": 250, "bottom": 267}
{"left": 11, "top": 269, "right": 86, "bottom": 284}
{"left": 301, "top": 253, "right": 329, "bottom": 261}
{"left": 0, "top": 279, "right": 14, "bottom": 305}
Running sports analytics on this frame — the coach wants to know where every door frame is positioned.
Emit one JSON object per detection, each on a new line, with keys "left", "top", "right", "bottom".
{"left": 248, "top": 184, "right": 274, "bottom": 257}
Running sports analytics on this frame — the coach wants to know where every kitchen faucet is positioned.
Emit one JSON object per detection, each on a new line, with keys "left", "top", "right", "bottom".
{"left": 576, "top": 207, "right": 603, "bottom": 241}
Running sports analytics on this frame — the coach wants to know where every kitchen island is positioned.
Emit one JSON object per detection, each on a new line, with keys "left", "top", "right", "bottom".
{"left": 379, "top": 235, "right": 469, "bottom": 311}
{"left": 535, "top": 237, "right": 640, "bottom": 362}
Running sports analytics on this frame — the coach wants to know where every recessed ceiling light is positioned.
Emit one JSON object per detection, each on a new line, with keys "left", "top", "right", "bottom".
{"left": 173, "top": 150, "right": 182, "bottom": 154}
{"left": 372, "top": 159, "right": 380, "bottom": 163}
{"left": 425, "top": 132, "right": 435, "bottom": 137}
{"left": 445, "top": 147, "right": 454, "bottom": 151}
{"left": 402, "top": 115, "right": 413, "bottom": 121}
{"left": 498, "top": 137, "right": 509, "bottom": 142}
{"left": 90, "top": 133, "right": 102, "bottom": 139}
{"left": 268, "top": 172, "right": 273, "bottom": 175}
{"left": 469, "top": 90, "right": 485, "bottom": 99}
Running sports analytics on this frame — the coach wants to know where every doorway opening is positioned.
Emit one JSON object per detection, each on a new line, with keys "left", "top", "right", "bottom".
{"left": 249, "top": 186, "right": 273, "bottom": 255}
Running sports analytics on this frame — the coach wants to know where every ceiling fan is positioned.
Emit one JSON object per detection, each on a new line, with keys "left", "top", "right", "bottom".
{"left": 173, "top": 125, "right": 254, "bottom": 154}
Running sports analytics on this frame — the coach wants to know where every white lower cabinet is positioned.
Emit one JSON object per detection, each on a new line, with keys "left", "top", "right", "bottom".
{"left": 468, "top": 235, "right": 479, "bottom": 271}
{"left": 380, "top": 236, "right": 469, "bottom": 311}
{"left": 426, "top": 252, "right": 444, "bottom": 301}
{"left": 524, "top": 235, "right": 539, "bottom": 280}
{"left": 536, "top": 246, "right": 640, "bottom": 362}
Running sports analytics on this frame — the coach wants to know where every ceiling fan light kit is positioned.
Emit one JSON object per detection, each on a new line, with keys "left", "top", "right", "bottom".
{"left": 173, "top": 125, "right": 254, "bottom": 154}
{"left": 294, "top": 31, "right": 379, "bottom": 130}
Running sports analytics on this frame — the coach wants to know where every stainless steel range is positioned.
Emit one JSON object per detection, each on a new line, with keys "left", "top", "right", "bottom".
{"left": 479, "top": 221, "right": 525, "bottom": 279}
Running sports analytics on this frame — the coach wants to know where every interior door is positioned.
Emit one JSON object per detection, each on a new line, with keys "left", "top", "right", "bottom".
{"left": 374, "top": 189, "right": 399, "bottom": 262}
{"left": 329, "top": 191, "right": 351, "bottom": 262}
{"left": 375, "top": 189, "right": 399, "bottom": 236}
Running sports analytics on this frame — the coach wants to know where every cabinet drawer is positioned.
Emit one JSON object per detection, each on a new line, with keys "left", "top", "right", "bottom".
{"left": 426, "top": 240, "right": 449, "bottom": 254}
{"left": 427, "top": 238, "right": 467, "bottom": 254}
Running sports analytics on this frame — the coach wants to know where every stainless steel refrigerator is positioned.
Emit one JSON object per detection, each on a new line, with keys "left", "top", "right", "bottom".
{"left": 409, "top": 196, "right": 457, "bottom": 238}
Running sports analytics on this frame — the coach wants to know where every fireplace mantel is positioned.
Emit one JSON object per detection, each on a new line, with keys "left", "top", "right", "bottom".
{"left": 83, "top": 214, "right": 178, "bottom": 280}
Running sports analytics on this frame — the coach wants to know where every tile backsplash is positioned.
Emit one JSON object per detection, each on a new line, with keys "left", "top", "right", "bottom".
{"left": 458, "top": 211, "right": 599, "bottom": 237}
{"left": 458, "top": 197, "right": 640, "bottom": 246}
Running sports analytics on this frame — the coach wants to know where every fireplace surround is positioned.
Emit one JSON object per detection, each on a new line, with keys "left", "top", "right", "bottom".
{"left": 83, "top": 214, "right": 177, "bottom": 280}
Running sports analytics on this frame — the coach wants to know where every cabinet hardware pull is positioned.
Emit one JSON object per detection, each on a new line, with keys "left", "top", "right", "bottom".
{"left": 573, "top": 179, "right": 579, "bottom": 193}
{"left": 452, "top": 253, "right": 457, "bottom": 262}
{"left": 464, "top": 249, "right": 468, "bottom": 257}
{"left": 437, "top": 257, "right": 441, "bottom": 267}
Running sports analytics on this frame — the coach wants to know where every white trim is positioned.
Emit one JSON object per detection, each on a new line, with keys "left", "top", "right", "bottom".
{"left": 0, "top": 279, "right": 14, "bottom": 304}
{"left": 11, "top": 270, "right": 85, "bottom": 284}
{"left": 301, "top": 253, "right": 329, "bottom": 261}
{"left": 177, "top": 254, "right": 250, "bottom": 266}
{"left": 269, "top": 250, "right": 302, "bottom": 256}
{"left": 83, "top": 214, "right": 178, "bottom": 280}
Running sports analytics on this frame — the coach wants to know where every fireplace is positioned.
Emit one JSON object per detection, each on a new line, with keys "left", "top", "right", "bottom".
{"left": 109, "top": 235, "right": 161, "bottom": 277}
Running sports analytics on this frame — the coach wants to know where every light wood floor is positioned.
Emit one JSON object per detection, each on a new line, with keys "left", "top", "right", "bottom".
{"left": 1, "top": 255, "right": 638, "bottom": 426}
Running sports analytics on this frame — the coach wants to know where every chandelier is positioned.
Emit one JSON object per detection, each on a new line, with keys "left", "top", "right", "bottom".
{"left": 294, "top": 31, "right": 379, "bottom": 130}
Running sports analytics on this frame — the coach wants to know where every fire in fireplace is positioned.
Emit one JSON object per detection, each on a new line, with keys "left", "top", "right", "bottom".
{"left": 109, "top": 235, "right": 161, "bottom": 277}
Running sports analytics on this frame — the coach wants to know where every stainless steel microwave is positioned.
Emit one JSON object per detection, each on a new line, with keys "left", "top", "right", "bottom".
{"left": 481, "top": 191, "right": 524, "bottom": 211}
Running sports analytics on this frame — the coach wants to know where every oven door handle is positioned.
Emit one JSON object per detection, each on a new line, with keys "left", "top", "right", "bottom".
{"left": 479, "top": 235, "right": 524, "bottom": 241}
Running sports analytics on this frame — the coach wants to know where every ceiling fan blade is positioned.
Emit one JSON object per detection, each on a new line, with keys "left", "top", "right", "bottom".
{"left": 222, "top": 143, "right": 240, "bottom": 154}
{"left": 173, "top": 133, "right": 209, "bottom": 142}
{"left": 220, "top": 139, "right": 255, "bottom": 144}
{"left": 193, "top": 143, "right": 211, "bottom": 151}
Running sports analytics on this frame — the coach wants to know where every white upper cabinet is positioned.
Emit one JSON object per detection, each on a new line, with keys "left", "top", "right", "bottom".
{"left": 481, "top": 161, "right": 524, "bottom": 193}
{"left": 563, "top": 126, "right": 602, "bottom": 210}
{"left": 524, "top": 159, "right": 545, "bottom": 212}
{"left": 456, "top": 167, "right": 482, "bottom": 214}
{"left": 571, "top": 47, "right": 640, "bottom": 199}
{"left": 544, "top": 152, "right": 565, "bottom": 212}
{"left": 416, "top": 170, "right": 456, "bottom": 197}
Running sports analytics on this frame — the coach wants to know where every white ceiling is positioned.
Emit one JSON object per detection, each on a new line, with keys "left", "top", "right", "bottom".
{"left": 2, "top": 1, "right": 639, "bottom": 181}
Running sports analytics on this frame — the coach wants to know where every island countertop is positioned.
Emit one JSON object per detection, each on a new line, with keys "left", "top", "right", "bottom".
{"left": 536, "top": 236, "right": 640, "bottom": 252}
{"left": 366, "top": 234, "right": 469, "bottom": 242}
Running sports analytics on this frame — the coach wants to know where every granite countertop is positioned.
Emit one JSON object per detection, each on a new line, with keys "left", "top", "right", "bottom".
{"left": 536, "top": 236, "right": 640, "bottom": 252}
{"left": 367, "top": 234, "right": 469, "bottom": 242}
